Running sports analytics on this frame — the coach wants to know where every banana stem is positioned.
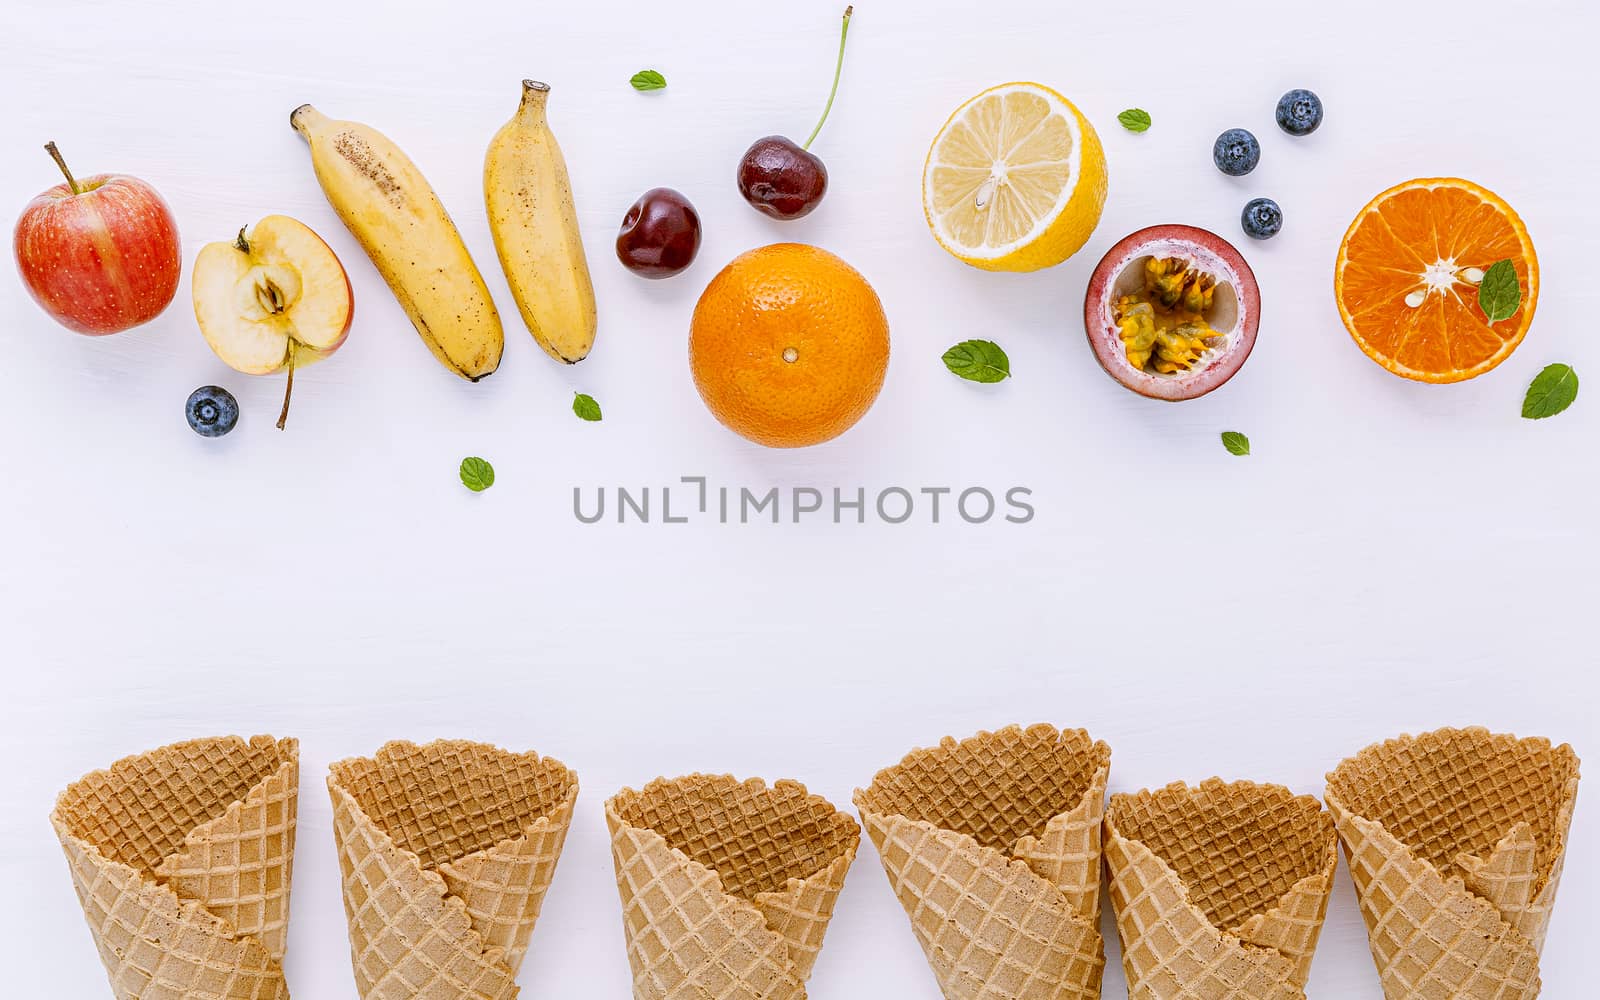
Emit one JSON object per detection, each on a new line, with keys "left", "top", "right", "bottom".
{"left": 803, "top": 6, "right": 853, "bottom": 150}
{"left": 277, "top": 340, "right": 298, "bottom": 430}
{"left": 45, "top": 142, "right": 83, "bottom": 195}
{"left": 289, "top": 104, "right": 323, "bottom": 137}
{"left": 518, "top": 79, "right": 551, "bottom": 123}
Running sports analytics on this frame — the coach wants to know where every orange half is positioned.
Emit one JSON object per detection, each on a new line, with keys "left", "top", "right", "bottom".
{"left": 1335, "top": 178, "right": 1537, "bottom": 383}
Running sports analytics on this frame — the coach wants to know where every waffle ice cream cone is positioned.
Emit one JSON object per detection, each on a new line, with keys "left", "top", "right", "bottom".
{"left": 853, "top": 724, "right": 1111, "bottom": 1000}
{"left": 327, "top": 740, "right": 579, "bottom": 1000}
{"left": 606, "top": 774, "right": 860, "bottom": 1000}
{"left": 1104, "top": 778, "right": 1337, "bottom": 999}
{"left": 1325, "top": 727, "right": 1580, "bottom": 1000}
{"left": 50, "top": 735, "right": 300, "bottom": 1000}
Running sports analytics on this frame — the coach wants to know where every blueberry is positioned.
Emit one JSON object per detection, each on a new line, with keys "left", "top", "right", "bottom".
{"left": 186, "top": 386, "right": 239, "bottom": 437}
{"left": 1276, "top": 89, "right": 1323, "bottom": 136}
{"left": 1241, "top": 198, "right": 1283, "bottom": 240}
{"left": 1213, "top": 128, "right": 1260, "bottom": 176}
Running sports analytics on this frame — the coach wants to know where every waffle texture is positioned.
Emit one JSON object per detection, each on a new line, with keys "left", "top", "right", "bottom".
{"left": 50, "top": 735, "right": 300, "bottom": 1000}
{"left": 1104, "top": 778, "right": 1337, "bottom": 999}
{"left": 854, "top": 723, "right": 1111, "bottom": 1000}
{"left": 327, "top": 739, "right": 579, "bottom": 1000}
{"left": 1325, "top": 727, "right": 1580, "bottom": 1000}
{"left": 606, "top": 774, "right": 860, "bottom": 1000}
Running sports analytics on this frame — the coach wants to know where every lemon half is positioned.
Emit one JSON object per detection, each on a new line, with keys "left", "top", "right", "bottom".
{"left": 923, "top": 83, "right": 1108, "bottom": 272}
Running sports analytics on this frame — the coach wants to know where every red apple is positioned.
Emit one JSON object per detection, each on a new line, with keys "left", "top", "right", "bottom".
{"left": 192, "top": 214, "right": 352, "bottom": 429}
{"left": 13, "top": 142, "right": 181, "bottom": 335}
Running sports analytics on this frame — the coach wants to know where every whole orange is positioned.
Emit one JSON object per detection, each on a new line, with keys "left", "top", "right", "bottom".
{"left": 690, "top": 243, "right": 890, "bottom": 448}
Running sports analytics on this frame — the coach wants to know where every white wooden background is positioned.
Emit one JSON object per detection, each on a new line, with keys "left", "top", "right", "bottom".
{"left": 1, "top": 0, "right": 1593, "bottom": 996}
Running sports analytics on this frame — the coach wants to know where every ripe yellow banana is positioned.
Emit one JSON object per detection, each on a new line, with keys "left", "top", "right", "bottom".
{"left": 291, "top": 104, "right": 503, "bottom": 380}
{"left": 484, "top": 80, "right": 597, "bottom": 364}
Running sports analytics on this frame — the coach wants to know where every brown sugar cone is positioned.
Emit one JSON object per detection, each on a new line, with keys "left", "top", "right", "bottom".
{"left": 1456, "top": 823, "right": 1546, "bottom": 941}
{"left": 50, "top": 735, "right": 299, "bottom": 1000}
{"left": 328, "top": 740, "right": 579, "bottom": 1000}
{"left": 853, "top": 723, "right": 1111, "bottom": 1000}
{"left": 1325, "top": 727, "right": 1580, "bottom": 1000}
{"left": 359, "top": 740, "right": 577, "bottom": 972}
{"left": 152, "top": 752, "right": 300, "bottom": 959}
{"left": 1103, "top": 778, "right": 1338, "bottom": 1000}
{"left": 606, "top": 774, "right": 860, "bottom": 1000}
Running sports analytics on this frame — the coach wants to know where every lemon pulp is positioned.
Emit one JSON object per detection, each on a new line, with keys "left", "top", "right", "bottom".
{"left": 923, "top": 83, "right": 1108, "bottom": 272}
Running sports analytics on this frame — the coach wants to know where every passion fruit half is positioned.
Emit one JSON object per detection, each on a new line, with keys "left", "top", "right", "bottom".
{"left": 1084, "top": 225, "right": 1260, "bottom": 400}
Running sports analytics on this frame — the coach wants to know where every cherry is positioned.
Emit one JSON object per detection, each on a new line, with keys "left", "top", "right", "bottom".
{"left": 616, "top": 187, "right": 702, "bottom": 279}
{"left": 738, "top": 137, "right": 827, "bottom": 220}
{"left": 736, "top": 6, "right": 853, "bottom": 221}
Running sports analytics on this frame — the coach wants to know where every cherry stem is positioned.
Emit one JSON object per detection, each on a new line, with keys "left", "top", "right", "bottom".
{"left": 803, "top": 6, "right": 853, "bottom": 150}
{"left": 44, "top": 142, "right": 83, "bottom": 195}
{"left": 277, "top": 340, "right": 298, "bottom": 431}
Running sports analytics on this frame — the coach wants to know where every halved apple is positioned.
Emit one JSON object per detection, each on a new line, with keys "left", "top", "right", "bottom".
{"left": 193, "top": 214, "right": 353, "bottom": 428}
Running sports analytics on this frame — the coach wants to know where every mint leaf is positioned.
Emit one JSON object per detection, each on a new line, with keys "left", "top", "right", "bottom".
{"left": 1522, "top": 364, "right": 1578, "bottom": 419}
{"left": 459, "top": 456, "right": 495, "bottom": 492}
{"left": 573, "top": 392, "right": 603, "bottom": 422}
{"left": 1478, "top": 259, "right": 1521, "bottom": 324}
{"left": 1117, "top": 108, "right": 1152, "bottom": 133}
{"left": 1220, "top": 431, "right": 1250, "bottom": 456}
{"left": 630, "top": 70, "right": 667, "bottom": 92}
{"left": 942, "top": 340, "right": 1011, "bottom": 383}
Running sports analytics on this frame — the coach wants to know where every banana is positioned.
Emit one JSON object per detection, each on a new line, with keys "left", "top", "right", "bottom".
{"left": 290, "top": 104, "right": 503, "bottom": 380}
{"left": 484, "top": 80, "right": 597, "bottom": 364}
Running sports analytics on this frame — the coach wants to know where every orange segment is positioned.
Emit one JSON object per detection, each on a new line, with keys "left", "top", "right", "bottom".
{"left": 1335, "top": 178, "right": 1538, "bottom": 383}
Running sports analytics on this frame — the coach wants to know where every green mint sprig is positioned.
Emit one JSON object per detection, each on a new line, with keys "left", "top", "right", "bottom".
{"left": 630, "top": 70, "right": 666, "bottom": 92}
{"left": 942, "top": 340, "right": 1011, "bottom": 383}
{"left": 1117, "top": 109, "right": 1152, "bottom": 133}
{"left": 1522, "top": 364, "right": 1578, "bottom": 419}
{"left": 1220, "top": 431, "right": 1250, "bottom": 456}
{"left": 1478, "top": 259, "right": 1521, "bottom": 324}
{"left": 459, "top": 456, "right": 495, "bottom": 492}
{"left": 573, "top": 393, "right": 603, "bottom": 421}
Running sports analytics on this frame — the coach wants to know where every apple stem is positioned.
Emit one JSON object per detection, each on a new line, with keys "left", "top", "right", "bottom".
{"left": 235, "top": 227, "right": 251, "bottom": 254}
{"left": 277, "top": 340, "right": 298, "bottom": 431}
{"left": 44, "top": 142, "right": 83, "bottom": 195}
{"left": 802, "top": 6, "right": 853, "bottom": 151}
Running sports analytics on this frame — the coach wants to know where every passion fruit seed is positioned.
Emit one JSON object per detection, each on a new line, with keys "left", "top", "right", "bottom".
{"left": 1145, "top": 256, "right": 1216, "bottom": 312}
{"left": 1146, "top": 257, "right": 1188, "bottom": 309}
{"left": 1117, "top": 300, "right": 1157, "bottom": 368}
{"left": 1115, "top": 257, "right": 1225, "bottom": 374}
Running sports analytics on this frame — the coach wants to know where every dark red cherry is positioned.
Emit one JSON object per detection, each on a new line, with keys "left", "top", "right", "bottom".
{"left": 738, "top": 136, "right": 828, "bottom": 219}
{"left": 616, "top": 187, "right": 702, "bottom": 279}
{"left": 736, "top": 6, "right": 854, "bottom": 222}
